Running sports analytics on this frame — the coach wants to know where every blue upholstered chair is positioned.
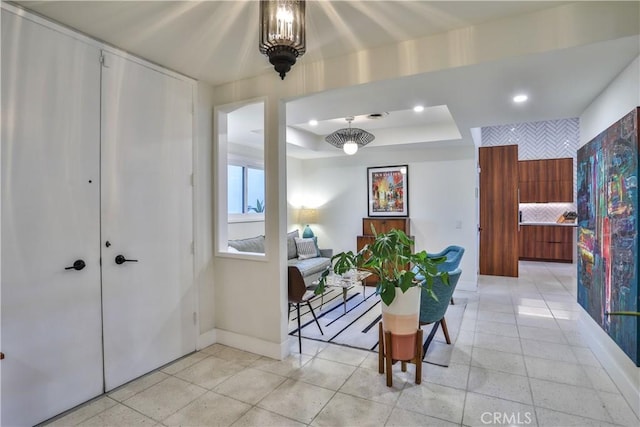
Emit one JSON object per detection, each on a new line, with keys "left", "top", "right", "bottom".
{"left": 428, "top": 245, "right": 465, "bottom": 272}
{"left": 413, "top": 246, "right": 465, "bottom": 278}
{"left": 414, "top": 245, "right": 464, "bottom": 304}
{"left": 419, "top": 268, "right": 462, "bottom": 359}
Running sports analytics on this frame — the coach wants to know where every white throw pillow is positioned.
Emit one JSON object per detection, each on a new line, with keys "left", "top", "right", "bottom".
{"left": 295, "top": 237, "right": 318, "bottom": 260}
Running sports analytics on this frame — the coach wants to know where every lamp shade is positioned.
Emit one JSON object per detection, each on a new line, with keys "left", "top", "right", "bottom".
{"left": 298, "top": 208, "right": 318, "bottom": 225}
{"left": 298, "top": 207, "right": 318, "bottom": 238}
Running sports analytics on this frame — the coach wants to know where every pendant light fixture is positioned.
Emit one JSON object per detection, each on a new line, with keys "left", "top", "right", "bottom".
{"left": 325, "top": 116, "right": 375, "bottom": 155}
{"left": 259, "top": 0, "right": 306, "bottom": 80}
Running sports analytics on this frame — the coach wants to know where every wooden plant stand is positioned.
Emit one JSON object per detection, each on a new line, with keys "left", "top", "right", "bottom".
{"left": 378, "top": 322, "right": 423, "bottom": 387}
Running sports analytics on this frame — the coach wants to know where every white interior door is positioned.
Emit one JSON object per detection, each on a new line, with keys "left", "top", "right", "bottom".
{"left": 1, "top": 12, "right": 104, "bottom": 426}
{"left": 100, "top": 52, "right": 195, "bottom": 390}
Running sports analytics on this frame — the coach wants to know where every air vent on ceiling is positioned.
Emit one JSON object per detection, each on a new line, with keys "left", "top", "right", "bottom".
{"left": 366, "top": 112, "right": 389, "bottom": 120}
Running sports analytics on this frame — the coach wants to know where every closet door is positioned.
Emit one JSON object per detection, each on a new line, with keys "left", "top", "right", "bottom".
{"left": 100, "top": 52, "right": 195, "bottom": 390}
{"left": 1, "top": 12, "right": 103, "bottom": 426}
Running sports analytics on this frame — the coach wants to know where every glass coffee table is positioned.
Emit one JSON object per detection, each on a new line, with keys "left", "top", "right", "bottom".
{"left": 316, "top": 270, "right": 372, "bottom": 313}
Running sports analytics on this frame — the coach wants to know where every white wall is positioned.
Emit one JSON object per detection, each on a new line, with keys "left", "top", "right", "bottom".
{"left": 286, "top": 156, "right": 307, "bottom": 234}
{"left": 287, "top": 145, "right": 478, "bottom": 291}
{"left": 578, "top": 55, "right": 640, "bottom": 418}
{"left": 581, "top": 57, "right": 640, "bottom": 143}
{"left": 228, "top": 220, "right": 265, "bottom": 240}
{"left": 194, "top": 82, "right": 216, "bottom": 341}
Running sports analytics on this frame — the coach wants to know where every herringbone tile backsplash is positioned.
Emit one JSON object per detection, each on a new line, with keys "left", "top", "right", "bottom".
{"left": 481, "top": 118, "right": 579, "bottom": 160}
{"left": 482, "top": 118, "right": 579, "bottom": 222}
{"left": 519, "top": 203, "right": 576, "bottom": 223}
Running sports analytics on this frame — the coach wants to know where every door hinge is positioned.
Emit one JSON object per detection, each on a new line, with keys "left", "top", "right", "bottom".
{"left": 477, "top": 166, "right": 481, "bottom": 173}
{"left": 190, "top": 173, "right": 194, "bottom": 186}
{"left": 99, "top": 53, "right": 109, "bottom": 68}
{"left": 193, "top": 312, "right": 197, "bottom": 325}
{"left": 190, "top": 241, "right": 194, "bottom": 254}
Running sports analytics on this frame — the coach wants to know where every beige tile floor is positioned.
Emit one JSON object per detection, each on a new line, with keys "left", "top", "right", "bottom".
{"left": 46, "top": 261, "right": 639, "bottom": 426}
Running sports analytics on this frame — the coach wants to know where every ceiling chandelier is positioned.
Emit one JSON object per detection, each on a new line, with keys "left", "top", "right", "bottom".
{"left": 259, "top": 0, "right": 306, "bottom": 80}
{"left": 325, "top": 116, "right": 375, "bottom": 155}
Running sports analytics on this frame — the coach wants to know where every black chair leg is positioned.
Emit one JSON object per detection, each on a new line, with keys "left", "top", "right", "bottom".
{"left": 306, "top": 301, "right": 324, "bottom": 335}
{"left": 296, "top": 303, "right": 302, "bottom": 353}
{"left": 422, "top": 320, "right": 441, "bottom": 361}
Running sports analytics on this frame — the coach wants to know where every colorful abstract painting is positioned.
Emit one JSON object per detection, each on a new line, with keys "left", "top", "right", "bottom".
{"left": 577, "top": 107, "right": 639, "bottom": 366}
{"left": 367, "top": 165, "right": 408, "bottom": 217}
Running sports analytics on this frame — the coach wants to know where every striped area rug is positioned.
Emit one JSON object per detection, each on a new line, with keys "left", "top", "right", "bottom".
{"left": 288, "top": 286, "right": 466, "bottom": 367}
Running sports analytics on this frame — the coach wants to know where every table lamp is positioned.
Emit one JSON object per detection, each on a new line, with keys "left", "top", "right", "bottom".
{"left": 298, "top": 208, "right": 318, "bottom": 238}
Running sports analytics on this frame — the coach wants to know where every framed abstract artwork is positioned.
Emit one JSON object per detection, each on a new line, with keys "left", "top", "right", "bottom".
{"left": 577, "top": 107, "right": 639, "bottom": 366}
{"left": 367, "top": 165, "right": 408, "bottom": 217}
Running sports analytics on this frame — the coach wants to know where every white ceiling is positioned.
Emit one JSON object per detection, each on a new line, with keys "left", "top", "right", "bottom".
{"left": 16, "top": 1, "right": 573, "bottom": 86}
{"left": 285, "top": 34, "right": 640, "bottom": 157}
{"left": 13, "top": 1, "right": 640, "bottom": 159}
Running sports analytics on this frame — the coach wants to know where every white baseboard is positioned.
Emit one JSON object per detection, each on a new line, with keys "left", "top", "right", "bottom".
{"left": 456, "top": 279, "right": 477, "bottom": 292}
{"left": 578, "top": 309, "right": 640, "bottom": 419}
{"left": 197, "top": 329, "right": 217, "bottom": 350}
{"left": 208, "top": 328, "right": 288, "bottom": 360}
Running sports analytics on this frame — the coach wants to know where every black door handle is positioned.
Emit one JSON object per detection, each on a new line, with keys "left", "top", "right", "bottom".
{"left": 65, "top": 259, "right": 86, "bottom": 271}
{"left": 115, "top": 254, "right": 138, "bottom": 265}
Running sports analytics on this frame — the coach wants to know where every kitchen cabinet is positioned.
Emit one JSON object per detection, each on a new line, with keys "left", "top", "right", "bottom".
{"left": 357, "top": 218, "right": 410, "bottom": 285}
{"left": 519, "top": 224, "right": 574, "bottom": 262}
{"left": 519, "top": 158, "right": 573, "bottom": 203}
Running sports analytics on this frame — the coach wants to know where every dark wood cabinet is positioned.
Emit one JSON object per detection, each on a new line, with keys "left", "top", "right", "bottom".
{"left": 357, "top": 218, "right": 410, "bottom": 285}
{"left": 519, "top": 158, "right": 573, "bottom": 203}
{"left": 362, "top": 218, "right": 409, "bottom": 236}
{"left": 519, "top": 225, "right": 574, "bottom": 262}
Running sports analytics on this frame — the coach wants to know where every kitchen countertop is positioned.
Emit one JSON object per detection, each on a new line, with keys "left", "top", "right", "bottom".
{"left": 520, "top": 222, "right": 577, "bottom": 227}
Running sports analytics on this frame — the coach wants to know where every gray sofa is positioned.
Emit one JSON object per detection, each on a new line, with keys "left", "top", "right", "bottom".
{"left": 228, "top": 230, "right": 332, "bottom": 287}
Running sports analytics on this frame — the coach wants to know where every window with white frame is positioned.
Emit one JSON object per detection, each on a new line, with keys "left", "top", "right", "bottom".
{"left": 228, "top": 163, "right": 265, "bottom": 214}
{"left": 216, "top": 99, "right": 265, "bottom": 255}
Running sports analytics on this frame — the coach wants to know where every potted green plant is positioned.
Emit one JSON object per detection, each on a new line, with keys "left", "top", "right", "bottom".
{"left": 248, "top": 199, "right": 265, "bottom": 213}
{"left": 315, "top": 226, "right": 447, "bottom": 359}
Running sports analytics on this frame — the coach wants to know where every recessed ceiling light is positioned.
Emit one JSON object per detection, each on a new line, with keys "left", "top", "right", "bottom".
{"left": 308, "top": 119, "right": 318, "bottom": 126}
{"left": 513, "top": 94, "right": 528, "bottom": 103}
{"left": 413, "top": 105, "right": 425, "bottom": 112}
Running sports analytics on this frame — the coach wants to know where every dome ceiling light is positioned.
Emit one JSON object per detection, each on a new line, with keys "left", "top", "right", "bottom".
{"left": 325, "top": 116, "right": 375, "bottom": 156}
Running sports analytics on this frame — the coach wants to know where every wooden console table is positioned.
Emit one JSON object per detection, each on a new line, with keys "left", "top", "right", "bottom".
{"left": 357, "top": 218, "right": 411, "bottom": 285}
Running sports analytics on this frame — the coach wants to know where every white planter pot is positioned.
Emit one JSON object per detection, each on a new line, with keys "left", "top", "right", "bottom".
{"left": 381, "top": 286, "right": 421, "bottom": 360}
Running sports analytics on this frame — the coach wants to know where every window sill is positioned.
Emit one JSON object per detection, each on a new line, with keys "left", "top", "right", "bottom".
{"left": 228, "top": 213, "right": 265, "bottom": 223}
{"left": 216, "top": 251, "right": 268, "bottom": 261}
